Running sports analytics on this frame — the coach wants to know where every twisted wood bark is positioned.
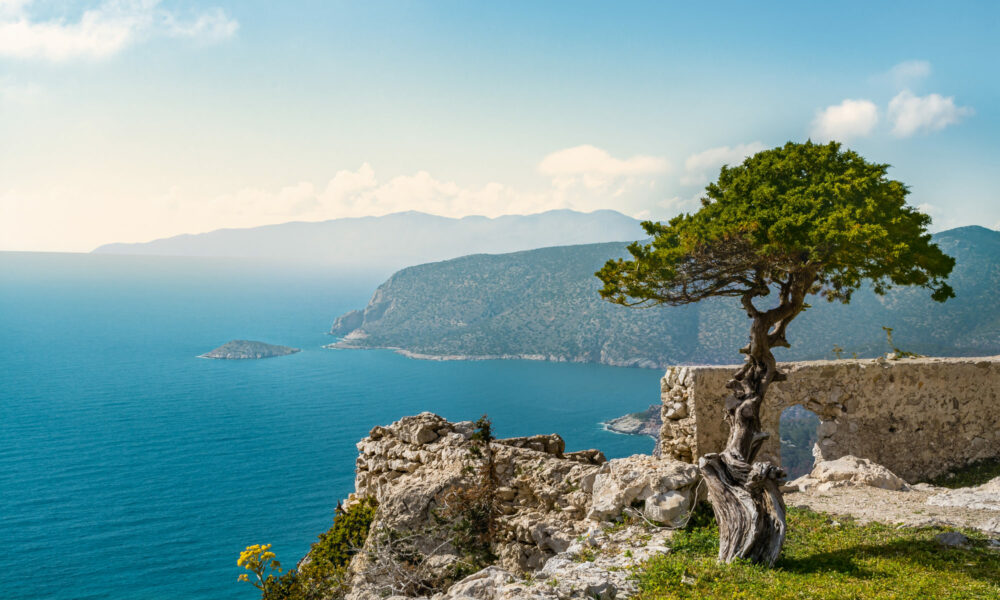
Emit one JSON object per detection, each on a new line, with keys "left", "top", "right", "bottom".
{"left": 698, "top": 271, "right": 812, "bottom": 566}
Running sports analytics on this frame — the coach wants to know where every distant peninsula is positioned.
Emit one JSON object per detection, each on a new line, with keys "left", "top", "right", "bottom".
{"left": 326, "top": 226, "right": 999, "bottom": 368}
{"left": 199, "top": 340, "right": 300, "bottom": 360}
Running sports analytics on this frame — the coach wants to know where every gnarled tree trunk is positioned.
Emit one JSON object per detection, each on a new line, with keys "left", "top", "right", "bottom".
{"left": 698, "top": 273, "right": 811, "bottom": 566}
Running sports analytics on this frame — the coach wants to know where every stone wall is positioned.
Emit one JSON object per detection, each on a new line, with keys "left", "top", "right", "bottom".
{"left": 659, "top": 356, "right": 1000, "bottom": 482}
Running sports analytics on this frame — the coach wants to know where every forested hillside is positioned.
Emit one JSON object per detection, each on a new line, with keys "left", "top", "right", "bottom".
{"left": 330, "top": 226, "right": 1000, "bottom": 368}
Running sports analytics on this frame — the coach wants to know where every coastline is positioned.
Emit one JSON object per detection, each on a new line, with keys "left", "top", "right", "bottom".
{"left": 324, "top": 340, "right": 666, "bottom": 370}
{"left": 600, "top": 404, "right": 662, "bottom": 441}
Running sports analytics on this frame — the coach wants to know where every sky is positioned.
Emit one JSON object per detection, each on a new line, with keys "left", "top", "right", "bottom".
{"left": 0, "top": 0, "right": 998, "bottom": 252}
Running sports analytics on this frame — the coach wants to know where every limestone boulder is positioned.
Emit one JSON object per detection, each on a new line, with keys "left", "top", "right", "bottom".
{"left": 587, "top": 454, "right": 700, "bottom": 521}
{"left": 643, "top": 490, "right": 691, "bottom": 525}
{"left": 440, "top": 566, "right": 516, "bottom": 599}
{"left": 789, "top": 455, "right": 908, "bottom": 492}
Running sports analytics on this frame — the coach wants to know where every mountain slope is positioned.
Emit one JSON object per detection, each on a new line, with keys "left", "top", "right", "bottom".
{"left": 329, "top": 226, "right": 1000, "bottom": 367}
{"left": 91, "top": 210, "right": 643, "bottom": 274}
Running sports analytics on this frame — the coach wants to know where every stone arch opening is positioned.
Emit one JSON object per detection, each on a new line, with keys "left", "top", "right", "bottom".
{"left": 779, "top": 405, "right": 820, "bottom": 479}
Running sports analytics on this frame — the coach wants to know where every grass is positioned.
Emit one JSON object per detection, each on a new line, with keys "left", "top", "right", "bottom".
{"left": 924, "top": 457, "right": 1000, "bottom": 489}
{"left": 633, "top": 507, "right": 1000, "bottom": 600}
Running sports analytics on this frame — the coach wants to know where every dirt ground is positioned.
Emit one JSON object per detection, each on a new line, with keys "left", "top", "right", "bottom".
{"left": 785, "top": 484, "right": 1000, "bottom": 534}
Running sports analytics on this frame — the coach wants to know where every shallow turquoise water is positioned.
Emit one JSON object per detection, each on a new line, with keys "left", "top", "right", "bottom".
{"left": 0, "top": 252, "right": 659, "bottom": 600}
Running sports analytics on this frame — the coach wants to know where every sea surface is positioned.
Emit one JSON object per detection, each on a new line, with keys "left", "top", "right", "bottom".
{"left": 0, "top": 252, "right": 659, "bottom": 600}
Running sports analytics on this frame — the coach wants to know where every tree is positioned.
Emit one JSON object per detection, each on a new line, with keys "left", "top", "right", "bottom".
{"left": 596, "top": 141, "right": 954, "bottom": 566}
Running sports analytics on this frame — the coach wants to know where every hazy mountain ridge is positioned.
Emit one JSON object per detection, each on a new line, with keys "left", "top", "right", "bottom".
{"left": 91, "top": 210, "right": 644, "bottom": 275}
{"left": 329, "top": 226, "right": 1000, "bottom": 367}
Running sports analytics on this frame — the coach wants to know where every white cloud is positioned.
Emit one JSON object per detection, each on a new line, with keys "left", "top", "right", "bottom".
{"left": 914, "top": 202, "right": 962, "bottom": 232}
{"left": 162, "top": 7, "right": 238, "bottom": 43}
{"left": 538, "top": 145, "right": 669, "bottom": 188}
{"left": 883, "top": 60, "right": 932, "bottom": 89}
{"left": 12, "top": 138, "right": 802, "bottom": 250}
{"left": 222, "top": 149, "right": 670, "bottom": 226}
{"left": 680, "top": 142, "right": 766, "bottom": 186}
{"left": 888, "top": 90, "right": 973, "bottom": 137}
{"left": 1, "top": 144, "right": 685, "bottom": 250}
{"left": 0, "top": 76, "right": 42, "bottom": 103}
{"left": 810, "top": 99, "right": 879, "bottom": 142}
{"left": 0, "top": 0, "right": 238, "bottom": 61}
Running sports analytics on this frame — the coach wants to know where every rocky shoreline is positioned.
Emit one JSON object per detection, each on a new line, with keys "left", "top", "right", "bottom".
{"left": 601, "top": 404, "right": 662, "bottom": 440}
{"left": 325, "top": 339, "right": 665, "bottom": 369}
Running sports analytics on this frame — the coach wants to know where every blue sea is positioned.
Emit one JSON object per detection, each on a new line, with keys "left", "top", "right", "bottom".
{"left": 0, "top": 252, "right": 659, "bottom": 600}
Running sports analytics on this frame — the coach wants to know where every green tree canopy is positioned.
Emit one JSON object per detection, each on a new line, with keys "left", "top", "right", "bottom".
{"left": 596, "top": 141, "right": 955, "bottom": 567}
{"left": 598, "top": 141, "right": 955, "bottom": 309}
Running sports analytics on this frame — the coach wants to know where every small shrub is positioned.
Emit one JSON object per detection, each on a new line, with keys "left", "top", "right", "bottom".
{"left": 438, "top": 415, "right": 499, "bottom": 569}
{"left": 298, "top": 497, "right": 378, "bottom": 598}
{"left": 310, "top": 497, "right": 378, "bottom": 569}
{"left": 575, "top": 547, "right": 598, "bottom": 562}
{"left": 236, "top": 499, "right": 378, "bottom": 600}
{"left": 882, "top": 326, "right": 924, "bottom": 359}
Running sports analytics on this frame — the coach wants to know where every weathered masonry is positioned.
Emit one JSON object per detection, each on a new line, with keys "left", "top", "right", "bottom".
{"left": 659, "top": 356, "right": 1000, "bottom": 482}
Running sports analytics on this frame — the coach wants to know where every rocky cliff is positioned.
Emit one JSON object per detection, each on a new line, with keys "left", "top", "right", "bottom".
{"left": 335, "top": 413, "right": 702, "bottom": 599}
{"left": 303, "top": 408, "right": 1000, "bottom": 599}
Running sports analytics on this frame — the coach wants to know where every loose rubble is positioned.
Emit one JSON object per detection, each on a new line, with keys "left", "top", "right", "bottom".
{"left": 427, "top": 523, "right": 674, "bottom": 600}
{"left": 927, "top": 476, "right": 1000, "bottom": 512}
{"left": 786, "top": 458, "right": 1000, "bottom": 535}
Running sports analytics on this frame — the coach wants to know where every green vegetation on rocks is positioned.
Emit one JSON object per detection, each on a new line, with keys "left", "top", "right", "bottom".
{"left": 309, "top": 497, "right": 378, "bottom": 571}
{"left": 237, "top": 498, "right": 377, "bottom": 600}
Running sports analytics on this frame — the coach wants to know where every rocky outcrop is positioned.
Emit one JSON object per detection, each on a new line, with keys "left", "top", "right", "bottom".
{"left": 427, "top": 524, "right": 676, "bottom": 600}
{"left": 331, "top": 310, "right": 364, "bottom": 336}
{"left": 587, "top": 455, "right": 700, "bottom": 523}
{"left": 340, "top": 413, "right": 701, "bottom": 599}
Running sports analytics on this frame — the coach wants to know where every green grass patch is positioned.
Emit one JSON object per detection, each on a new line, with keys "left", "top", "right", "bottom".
{"left": 924, "top": 457, "right": 1000, "bottom": 489}
{"left": 633, "top": 507, "right": 1000, "bottom": 600}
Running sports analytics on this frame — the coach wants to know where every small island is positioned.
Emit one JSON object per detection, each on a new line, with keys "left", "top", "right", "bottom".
{"left": 603, "top": 404, "right": 662, "bottom": 440}
{"left": 199, "top": 340, "right": 300, "bottom": 360}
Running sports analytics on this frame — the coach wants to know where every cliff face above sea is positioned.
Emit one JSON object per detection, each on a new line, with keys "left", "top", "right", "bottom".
{"left": 328, "top": 226, "right": 1000, "bottom": 368}
{"left": 333, "top": 413, "right": 701, "bottom": 599}
{"left": 307, "top": 411, "right": 1000, "bottom": 600}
